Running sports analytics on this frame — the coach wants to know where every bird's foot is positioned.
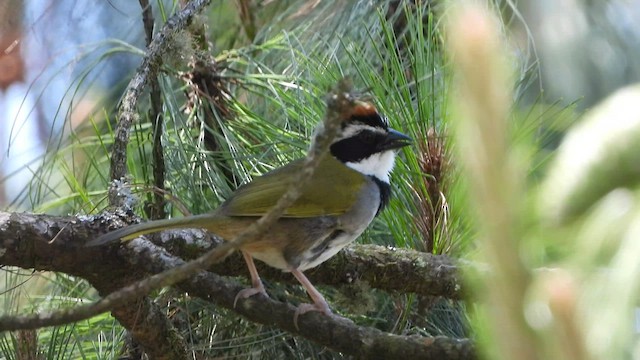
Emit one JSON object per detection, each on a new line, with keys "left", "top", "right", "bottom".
{"left": 233, "top": 285, "right": 268, "bottom": 308}
{"left": 293, "top": 301, "right": 333, "bottom": 329}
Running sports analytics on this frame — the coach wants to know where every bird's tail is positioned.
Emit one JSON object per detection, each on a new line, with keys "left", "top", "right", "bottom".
{"left": 86, "top": 214, "right": 214, "bottom": 247}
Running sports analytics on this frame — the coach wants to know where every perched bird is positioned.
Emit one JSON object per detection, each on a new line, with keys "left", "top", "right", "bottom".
{"left": 88, "top": 101, "right": 411, "bottom": 322}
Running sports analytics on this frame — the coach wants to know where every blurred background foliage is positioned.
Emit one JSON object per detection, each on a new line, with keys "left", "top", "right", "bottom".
{"left": 2, "top": 0, "right": 640, "bottom": 358}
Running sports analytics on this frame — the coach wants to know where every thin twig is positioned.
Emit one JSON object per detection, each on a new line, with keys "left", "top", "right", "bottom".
{"left": 139, "top": 0, "right": 168, "bottom": 220}
{"left": 139, "top": 0, "right": 154, "bottom": 45}
{"left": 236, "top": 0, "right": 257, "bottom": 42}
{"left": 109, "top": 0, "right": 211, "bottom": 205}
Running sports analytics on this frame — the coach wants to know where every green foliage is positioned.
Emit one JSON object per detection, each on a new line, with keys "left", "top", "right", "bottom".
{"left": 447, "top": 3, "right": 640, "bottom": 359}
{"left": 1, "top": 0, "right": 564, "bottom": 358}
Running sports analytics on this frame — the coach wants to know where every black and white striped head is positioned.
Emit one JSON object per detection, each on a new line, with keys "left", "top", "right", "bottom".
{"left": 329, "top": 102, "right": 411, "bottom": 184}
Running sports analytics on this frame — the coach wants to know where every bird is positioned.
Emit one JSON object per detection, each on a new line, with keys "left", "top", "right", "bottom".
{"left": 88, "top": 101, "right": 411, "bottom": 323}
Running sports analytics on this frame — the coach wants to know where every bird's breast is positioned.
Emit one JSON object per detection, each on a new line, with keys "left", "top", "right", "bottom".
{"left": 294, "top": 229, "right": 360, "bottom": 271}
{"left": 286, "top": 177, "right": 381, "bottom": 271}
{"left": 232, "top": 177, "right": 382, "bottom": 272}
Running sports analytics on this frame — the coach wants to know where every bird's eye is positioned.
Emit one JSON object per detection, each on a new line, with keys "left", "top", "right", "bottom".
{"left": 360, "top": 131, "right": 375, "bottom": 144}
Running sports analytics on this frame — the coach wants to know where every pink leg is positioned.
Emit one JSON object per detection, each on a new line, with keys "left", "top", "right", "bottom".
{"left": 234, "top": 251, "right": 268, "bottom": 307}
{"left": 290, "top": 269, "right": 333, "bottom": 327}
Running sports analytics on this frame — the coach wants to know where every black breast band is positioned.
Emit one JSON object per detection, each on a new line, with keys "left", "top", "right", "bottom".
{"left": 370, "top": 176, "right": 391, "bottom": 216}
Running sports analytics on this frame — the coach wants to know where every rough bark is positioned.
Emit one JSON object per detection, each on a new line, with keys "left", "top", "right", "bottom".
{"left": 0, "top": 211, "right": 188, "bottom": 359}
{"left": 0, "top": 211, "right": 463, "bottom": 298}
{"left": 0, "top": 211, "right": 474, "bottom": 359}
{"left": 103, "top": 1, "right": 212, "bottom": 356}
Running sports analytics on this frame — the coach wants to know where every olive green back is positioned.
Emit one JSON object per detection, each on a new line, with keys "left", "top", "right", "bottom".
{"left": 221, "top": 155, "right": 367, "bottom": 218}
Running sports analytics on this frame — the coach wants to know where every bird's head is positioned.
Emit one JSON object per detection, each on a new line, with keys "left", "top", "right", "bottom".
{"left": 329, "top": 101, "right": 412, "bottom": 183}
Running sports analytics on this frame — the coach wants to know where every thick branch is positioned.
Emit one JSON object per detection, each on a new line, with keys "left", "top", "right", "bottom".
{"left": 0, "top": 210, "right": 188, "bottom": 359}
{"left": 131, "top": 240, "right": 476, "bottom": 359}
{"left": 0, "top": 211, "right": 472, "bottom": 358}
{"left": 111, "top": 297, "right": 187, "bottom": 360}
{"left": 0, "top": 212, "right": 463, "bottom": 299}
{"left": 209, "top": 244, "right": 462, "bottom": 299}
{"left": 135, "top": 217, "right": 463, "bottom": 299}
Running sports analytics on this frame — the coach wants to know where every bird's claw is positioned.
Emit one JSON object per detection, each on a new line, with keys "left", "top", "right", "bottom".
{"left": 293, "top": 302, "right": 333, "bottom": 329}
{"left": 233, "top": 286, "right": 268, "bottom": 308}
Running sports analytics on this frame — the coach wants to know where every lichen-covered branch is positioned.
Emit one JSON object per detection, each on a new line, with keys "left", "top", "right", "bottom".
{"left": 0, "top": 211, "right": 463, "bottom": 300}
{"left": 0, "top": 211, "right": 474, "bottom": 359}
{"left": 103, "top": 1, "right": 211, "bottom": 357}
{"left": 109, "top": 0, "right": 211, "bottom": 199}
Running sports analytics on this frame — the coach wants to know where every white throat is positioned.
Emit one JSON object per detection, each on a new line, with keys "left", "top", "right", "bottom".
{"left": 346, "top": 150, "right": 396, "bottom": 183}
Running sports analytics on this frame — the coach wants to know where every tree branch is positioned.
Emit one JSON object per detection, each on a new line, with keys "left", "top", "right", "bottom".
{"left": 139, "top": 0, "right": 169, "bottom": 221}
{"left": 111, "top": 297, "right": 187, "bottom": 360}
{"left": 100, "top": 1, "right": 200, "bottom": 357}
{"left": 0, "top": 212, "right": 463, "bottom": 300}
{"left": 197, "top": 242, "right": 462, "bottom": 300}
{"left": 0, "top": 211, "right": 471, "bottom": 358}
{"left": 130, "top": 240, "right": 476, "bottom": 359}
{"left": 109, "top": 0, "right": 211, "bottom": 199}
